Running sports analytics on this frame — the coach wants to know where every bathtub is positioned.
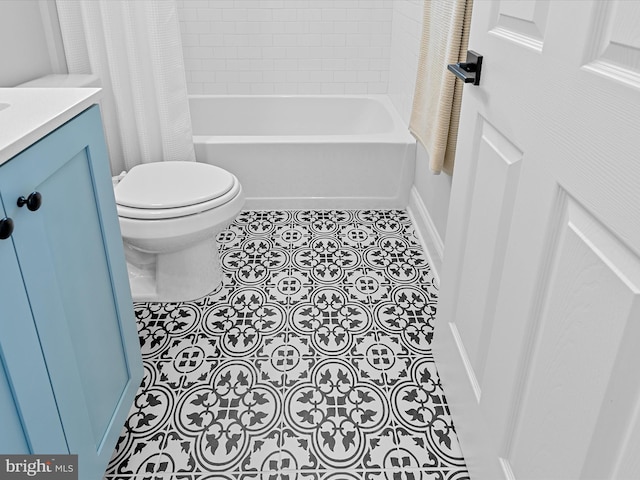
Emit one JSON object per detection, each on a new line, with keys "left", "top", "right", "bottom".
{"left": 190, "top": 95, "right": 416, "bottom": 209}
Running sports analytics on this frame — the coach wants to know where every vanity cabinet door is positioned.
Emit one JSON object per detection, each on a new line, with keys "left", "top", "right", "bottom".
{"left": 0, "top": 202, "right": 67, "bottom": 453}
{"left": 0, "top": 105, "right": 142, "bottom": 479}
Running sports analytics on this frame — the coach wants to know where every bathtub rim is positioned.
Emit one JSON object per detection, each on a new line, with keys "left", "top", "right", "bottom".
{"left": 188, "top": 93, "right": 414, "bottom": 143}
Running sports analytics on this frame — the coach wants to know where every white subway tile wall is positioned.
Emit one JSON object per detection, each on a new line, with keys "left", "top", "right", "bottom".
{"left": 388, "top": 0, "right": 423, "bottom": 123}
{"left": 176, "top": 0, "right": 395, "bottom": 95}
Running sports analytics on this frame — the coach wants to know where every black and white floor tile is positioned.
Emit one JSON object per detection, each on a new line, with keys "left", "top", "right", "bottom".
{"left": 104, "top": 210, "right": 469, "bottom": 480}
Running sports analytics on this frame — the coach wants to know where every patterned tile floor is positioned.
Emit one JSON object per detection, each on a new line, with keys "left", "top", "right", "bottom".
{"left": 104, "top": 210, "right": 469, "bottom": 480}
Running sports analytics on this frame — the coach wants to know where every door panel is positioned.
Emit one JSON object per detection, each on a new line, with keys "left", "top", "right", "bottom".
{"left": 40, "top": 149, "right": 129, "bottom": 445}
{"left": 583, "top": 1, "right": 640, "bottom": 88}
{"left": 508, "top": 196, "right": 640, "bottom": 478}
{"left": 454, "top": 118, "right": 522, "bottom": 388}
{"left": 0, "top": 361, "right": 29, "bottom": 453}
{"left": 0, "top": 201, "right": 67, "bottom": 453}
{"left": 490, "top": 0, "right": 550, "bottom": 51}
{"left": 434, "top": 1, "right": 640, "bottom": 478}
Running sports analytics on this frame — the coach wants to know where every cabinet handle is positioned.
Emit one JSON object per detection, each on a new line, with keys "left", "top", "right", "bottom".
{"left": 17, "top": 191, "right": 43, "bottom": 212}
{"left": 0, "top": 217, "right": 14, "bottom": 239}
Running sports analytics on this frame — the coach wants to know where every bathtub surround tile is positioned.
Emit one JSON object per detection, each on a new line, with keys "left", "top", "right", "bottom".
{"left": 388, "top": 0, "right": 424, "bottom": 125}
{"left": 178, "top": 0, "right": 421, "bottom": 111}
{"left": 176, "top": 1, "right": 394, "bottom": 95}
{"left": 105, "top": 210, "right": 468, "bottom": 480}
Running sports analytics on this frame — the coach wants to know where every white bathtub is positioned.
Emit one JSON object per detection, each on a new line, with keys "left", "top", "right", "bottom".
{"left": 190, "top": 95, "right": 416, "bottom": 209}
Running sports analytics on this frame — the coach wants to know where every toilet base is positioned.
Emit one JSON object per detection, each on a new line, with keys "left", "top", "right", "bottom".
{"left": 125, "top": 236, "right": 223, "bottom": 303}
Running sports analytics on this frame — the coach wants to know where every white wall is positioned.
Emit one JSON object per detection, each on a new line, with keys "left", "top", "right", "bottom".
{"left": 388, "top": 0, "right": 452, "bottom": 277}
{"left": 176, "top": 0, "right": 393, "bottom": 94}
{"left": 0, "top": 0, "right": 66, "bottom": 87}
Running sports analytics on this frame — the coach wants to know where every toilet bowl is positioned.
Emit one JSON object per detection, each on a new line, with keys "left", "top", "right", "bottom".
{"left": 115, "top": 161, "right": 244, "bottom": 302}
{"left": 19, "top": 75, "right": 245, "bottom": 302}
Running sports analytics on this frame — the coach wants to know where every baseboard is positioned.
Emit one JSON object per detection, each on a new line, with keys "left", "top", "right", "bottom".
{"left": 407, "top": 186, "right": 444, "bottom": 285}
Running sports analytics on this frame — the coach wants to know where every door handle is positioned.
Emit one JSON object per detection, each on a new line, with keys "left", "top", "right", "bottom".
{"left": 447, "top": 50, "right": 483, "bottom": 86}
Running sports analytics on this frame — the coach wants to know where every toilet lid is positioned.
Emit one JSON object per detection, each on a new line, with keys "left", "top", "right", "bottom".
{"left": 115, "top": 162, "right": 235, "bottom": 209}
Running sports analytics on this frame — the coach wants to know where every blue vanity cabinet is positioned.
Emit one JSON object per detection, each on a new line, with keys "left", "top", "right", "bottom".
{"left": 0, "top": 105, "right": 143, "bottom": 479}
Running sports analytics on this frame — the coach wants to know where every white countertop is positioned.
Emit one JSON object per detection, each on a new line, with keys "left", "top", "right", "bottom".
{"left": 0, "top": 88, "right": 102, "bottom": 166}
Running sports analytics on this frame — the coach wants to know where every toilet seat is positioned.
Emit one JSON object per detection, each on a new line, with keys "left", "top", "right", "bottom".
{"left": 116, "top": 179, "right": 241, "bottom": 220}
{"left": 115, "top": 162, "right": 241, "bottom": 220}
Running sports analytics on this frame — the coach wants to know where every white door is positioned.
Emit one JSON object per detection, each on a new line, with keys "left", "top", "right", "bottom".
{"left": 434, "top": 1, "right": 640, "bottom": 479}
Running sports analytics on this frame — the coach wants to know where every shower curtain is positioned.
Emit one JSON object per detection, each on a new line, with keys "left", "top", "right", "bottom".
{"left": 56, "top": 0, "right": 195, "bottom": 174}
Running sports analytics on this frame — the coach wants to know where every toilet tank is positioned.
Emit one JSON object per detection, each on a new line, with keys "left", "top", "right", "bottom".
{"left": 17, "top": 74, "right": 101, "bottom": 88}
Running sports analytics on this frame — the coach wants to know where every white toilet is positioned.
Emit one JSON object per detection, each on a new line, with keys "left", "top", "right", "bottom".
{"left": 114, "top": 161, "right": 244, "bottom": 302}
{"left": 20, "top": 74, "right": 245, "bottom": 302}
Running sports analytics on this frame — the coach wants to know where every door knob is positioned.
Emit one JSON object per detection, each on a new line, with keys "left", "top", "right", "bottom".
{"left": 447, "top": 50, "right": 483, "bottom": 86}
{"left": 17, "top": 191, "right": 42, "bottom": 211}
{"left": 0, "top": 217, "right": 14, "bottom": 239}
